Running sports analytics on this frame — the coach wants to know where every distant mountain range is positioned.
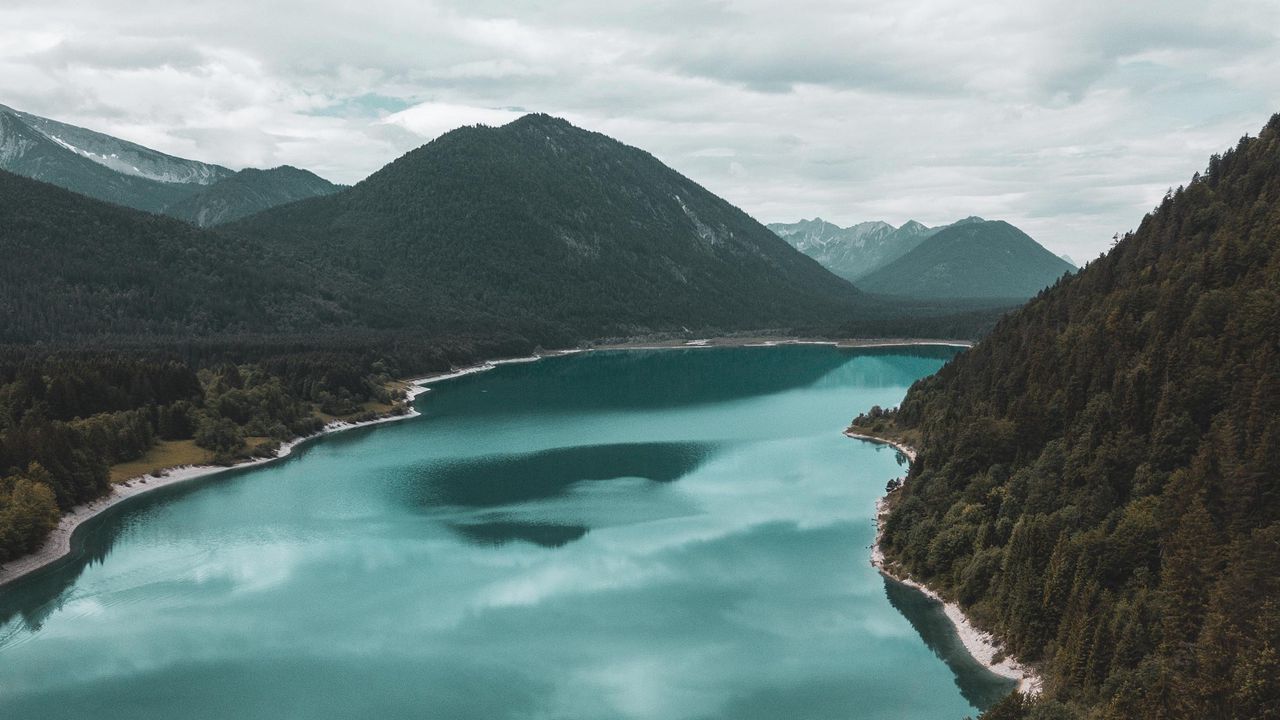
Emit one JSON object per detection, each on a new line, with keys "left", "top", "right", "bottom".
{"left": 767, "top": 218, "right": 938, "bottom": 281}
{"left": 163, "top": 166, "right": 341, "bottom": 227}
{"left": 771, "top": 216, "right": 1072, "bottom": 299}
{"left": 857, "top": 219, "right": 1075, "bottom": 299}
{"left": 0, "top": 104, "right": 338, "bottom": 225}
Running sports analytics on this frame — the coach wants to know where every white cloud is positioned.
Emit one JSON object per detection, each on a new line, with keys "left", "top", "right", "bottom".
{"left": 381, "top": 102, "right": 526, "bottom": 140}
{"left": 1, "top": 0, "right": 1278, "bottom": 259}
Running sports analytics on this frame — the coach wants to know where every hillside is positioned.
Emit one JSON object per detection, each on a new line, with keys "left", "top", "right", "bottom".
{"left": 232, "top": 114, "right": 869, "bottom": 339}
{"left": 769, "top": 218, "right": 936, "bottom": 280}
{"left": 0, "top": 104, "right": 339, "bottom": 223}
{"left": 0, "top": 169, "right": 383, "bottom": 342}
{"left": 162, "top": 166, "right": 341, "bottom": 226}
{"left": 0, "top": 104, "right": 232, "bottom": 185}
{"left": 1, "top": 115, "right": 1008, "bottom": 347}
{"left": 0, "top": 105, "right": 223, "bottom": 212}
{"left": 857, "top": 115, "right": 1280, "bottom": 718}
{"left": 856, "top": 219, "right": 1074, "bottom": 299}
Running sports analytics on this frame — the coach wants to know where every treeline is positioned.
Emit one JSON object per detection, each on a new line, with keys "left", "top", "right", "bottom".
{"left": 0, "top": 330, "right": 552, "bottom": 566}
{"left": 0, "top": 345, "right": 425, "bottom": 566}
{"left": 861, "top": 115, "right": 1280, "bottom": 719}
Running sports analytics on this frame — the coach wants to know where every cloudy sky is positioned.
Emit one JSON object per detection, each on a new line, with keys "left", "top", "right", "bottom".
{"left": 3, "top": 0, "right": 1278, "bottom": 260}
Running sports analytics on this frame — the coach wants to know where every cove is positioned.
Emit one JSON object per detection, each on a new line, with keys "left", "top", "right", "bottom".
{"left": 0, "top": 345, "right": 1015, "bottom": 719}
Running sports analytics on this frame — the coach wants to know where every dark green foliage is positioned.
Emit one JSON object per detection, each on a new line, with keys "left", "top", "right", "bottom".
{"left": 0, "top": 347, "right": 425, "bottom": 563}
{"left": 0, "top": 169, "right": 384, "bottom": 341}
{"left": 857, "top": 220, "right": 1075, "bottom": 299}
{"left": 872, "top": 115, "right": 1280, "bottom": 718}
{"left": 0, "top": 464, "right": 60, "bottom": 564}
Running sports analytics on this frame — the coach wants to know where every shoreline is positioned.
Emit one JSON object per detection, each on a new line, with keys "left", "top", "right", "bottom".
{"left": 0, "top": 337, "right": 973, "bottom": 591}
{"left": 845, "top": 431, "right": 1043, "bottom": 696}
{"left": 588, "top": 336, "right": 973, "bottom": 351}
{"left": 0, "top": 384, "right": 433, "bottom": 589}
{"left": 400, "top": 336, "right": 975, "bottom": 390}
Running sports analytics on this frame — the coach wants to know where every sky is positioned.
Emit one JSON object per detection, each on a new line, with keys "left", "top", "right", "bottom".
{"left": 2, "top": 0, "right": 1278, "bottom": 261}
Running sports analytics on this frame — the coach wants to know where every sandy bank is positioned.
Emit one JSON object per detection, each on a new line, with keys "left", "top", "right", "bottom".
{"left": 845, "top": 430, "right": 1044, "bottom": 697}
{"left": 0, "top": 384, "right": 433, "bottom": 589}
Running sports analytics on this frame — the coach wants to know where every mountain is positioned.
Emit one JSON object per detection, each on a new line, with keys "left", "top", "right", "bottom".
{"left": 162, "top": 166, "right": 342, "bottom": 227}
{"left": 859, "top": 115, "right": 1280, "bottom": 718}
{"left": 231, "top": 114, "right": 868, "bottom": 339}
{"left": 0, "top": 104, "right": 232, "bottom": 185}
{"left": 0, "top": 105, "right": 227, "bottom": 212}
{"left": 855, "top": 219, "right": 1074, "bottom": 299}
{"left": 0, "top": 169, "right": 374, "bottom": 342}
{"left": 0, "top": 111, "right": 867, "bottom": 344}
{"left": 2, "top": 112, "right": 1013, "bottom": 349}
{"left": 1059, "top": 253, "right": 1077, "bottom": 268}
{"left": 768, "top": 217, "right": 936, "bottom": 281}
{"left": 0, "top": 104, "right": 337, "bottom": 223}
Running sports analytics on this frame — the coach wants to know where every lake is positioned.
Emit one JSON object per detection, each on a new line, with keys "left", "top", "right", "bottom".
{"left": 0, "top": 345, "right": 1014, "bottom": 719}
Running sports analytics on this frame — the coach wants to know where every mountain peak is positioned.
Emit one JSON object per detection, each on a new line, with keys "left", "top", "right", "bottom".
{"left": 858, "top": 219, "right": 1072, "bottom": 299}
{"left": 769, "top": 218, "right": 928, "bottom": 282}
{"left": 163, "top": 164, "right": 340, "bottom": 227}
{"left": 233, "top": 116, "right": 864, "bottom": 337}
{"left": 506, "top": 112, "right": 571, "bottom": 130}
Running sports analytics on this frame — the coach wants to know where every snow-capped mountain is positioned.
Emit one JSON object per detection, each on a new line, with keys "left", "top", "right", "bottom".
{"left": 0, "top": 104, "right": 232, "bottom": 186}
{"left": 767, "top": 217, "right": 938, "bottom": 281}
{"left": 0, "top": 107, "right": 201, "bottom": 212}
{"left": 0, "top": 104, "right": 337, "bottom": 222}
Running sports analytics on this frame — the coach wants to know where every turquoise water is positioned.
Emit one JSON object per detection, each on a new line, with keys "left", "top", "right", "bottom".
{"left": 0, "top": 346, "right": 1014, "bottom": 719}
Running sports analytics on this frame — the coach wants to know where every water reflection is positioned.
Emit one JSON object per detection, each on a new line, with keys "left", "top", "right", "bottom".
{"left": 422, "top": 345, "right": 959, "bottom": 419}
{"left": 0, "top": 345, "right": 1012, "bottom": 720}
{"left": 402, "top": 442, "right": 717, "bottom": 508}
{"left": 883, "top": 575, "right": 1018, "bottom": 709}
{"left": 452, "top": 520, "right": 591, "bottom": 547}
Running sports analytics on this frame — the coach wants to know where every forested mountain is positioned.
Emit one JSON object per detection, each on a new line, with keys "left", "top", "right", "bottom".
{"left": 1, "top": 116, "right": 1008, "bottom": 347}
{"left": 856, "top": 219, "right": 1073, "bottom": 299}
{"left": 162, "top": 166, "right": 341, "bottom": 227}
{"left": 0, "top": 169, "right": 384, "bottom": 342}
{"left": 769, "top": 217, "right": 937, "bottom": 281}
{"left": 855, "top": 115, "right": 1280, "bottom": 718}
{"left": 0, "top": 123, "right": 861, "bottom": 346}
{"left": 231, "top": 114, "right": 869, "bottom": 339}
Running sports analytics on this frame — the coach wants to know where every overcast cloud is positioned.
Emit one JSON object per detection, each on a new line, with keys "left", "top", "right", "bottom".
{"left": 2, "top": 0, "right": 1278, "bottom": 260}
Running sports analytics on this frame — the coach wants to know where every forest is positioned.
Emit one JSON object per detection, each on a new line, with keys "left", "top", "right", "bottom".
{"left": 0, "top": 334, "right": 539, "bottom": 566}
{"left": 853, "top": 115, "right": 1280, "bottom": 718}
